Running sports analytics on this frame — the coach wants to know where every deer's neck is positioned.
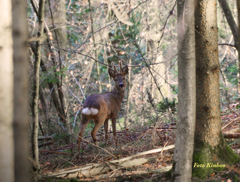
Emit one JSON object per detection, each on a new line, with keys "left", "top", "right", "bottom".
{"left": 111, "top": 88, "right": 125, "bottom": 102}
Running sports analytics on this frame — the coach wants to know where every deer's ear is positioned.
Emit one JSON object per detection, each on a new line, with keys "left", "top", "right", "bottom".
{"left": 108, "top": 68, "right": 115, "bottom": 78}
{"left": 122, "top": 65, "right": 128, "bottom": 75}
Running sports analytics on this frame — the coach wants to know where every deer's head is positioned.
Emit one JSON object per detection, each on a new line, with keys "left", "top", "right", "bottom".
{"left": 108, "top": 61, "right": 128, "bottom": 91}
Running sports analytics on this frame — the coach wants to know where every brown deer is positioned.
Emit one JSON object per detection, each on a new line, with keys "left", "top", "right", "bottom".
{"left": 77, "top": 61, "right": 128, "bottom": 151}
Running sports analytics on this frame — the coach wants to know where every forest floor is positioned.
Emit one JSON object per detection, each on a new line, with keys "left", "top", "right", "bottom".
{"left": 39, "top": 111, "right": 240, "bottom": 182}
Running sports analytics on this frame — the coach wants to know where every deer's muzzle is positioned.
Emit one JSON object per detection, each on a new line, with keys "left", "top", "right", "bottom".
{"left": 119, "top": 83, "right": 124, "bottom": 88}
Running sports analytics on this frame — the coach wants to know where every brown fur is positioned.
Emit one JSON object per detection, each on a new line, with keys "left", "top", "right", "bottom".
{"left": 77, "top": 62, "right": 128, "bottom": 151}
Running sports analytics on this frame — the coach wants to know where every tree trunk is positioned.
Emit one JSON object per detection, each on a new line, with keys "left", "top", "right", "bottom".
{"left": 218, "top": 0, "right": 238, "bottom": 49}
{"left": 88, "top": 0, "right": 102, "bottom": 93}
{"left": 30, "top": 46, "right": 66, "bottom": 125}
{"left": 12, "top": 0, "right": 30, "bottom": 180}
{"left": 32, "top": 0, "right": 45, "bottom": 171}
{"left": 193, "top": 0, "right": 239, "bottom": 178}
{"left": 125, "top": 58, "right": 132, "bottom": 129}
{"left": 0, "top": 1, "right": 14, "bottom": 181}
{"left": 237, "top": 0, "right": 240, "bottom": 94}
{"left": 171, "top": 0, "right": 196, "bottom": 181}
{"left": 49, "top": 0, "right": 70, "bottom": 141}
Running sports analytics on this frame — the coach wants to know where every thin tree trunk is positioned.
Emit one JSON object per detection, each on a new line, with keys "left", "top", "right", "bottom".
{"left": 31, "top": 45, "right": 66, "bottom": 124}
{"left": 171, "top": 0, "right": 196, "bottom": 181}
{"left": 103, "top": 39, "right": 111, "bottom": 91}
{"left": 218, "top": 0, "right": 238, "bottom": 49}
{"left": 32, "top": 0, "right": 45, "bottom": 171}
{"left": 219, "top": 44, "right": 231, "bottom": 105}
{"left": 125, "top": 58, "right": 132, "bottom": 129}
{"left": 48, "top": 0, "right": 70, "bottom": 141}
{"left": 0, "top": 1, "right": 14, "bottom": 181}
{"left": 39, "top": 88, "right": 49, "bottom": 135}
{"left": 237, "top": 0, "right": 240, "bottom": 94}
{"left": 84, "top": 60, "right": 95, "bottom": 95}
{"left": 40, "top": 57, "right": 66, "bottom": 119}
{"left": 12, "top": 0, "right": 30, "bottom": 180}
{"left": 193, "top": 0, "right": 239, "bottom": 177}
{"left": 88, "top": 0, "right": 102, "bottom": 93}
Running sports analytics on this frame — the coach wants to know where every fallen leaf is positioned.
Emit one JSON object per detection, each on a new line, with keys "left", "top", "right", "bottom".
{"left": 210, "top": 173, "right": 215, "bottom": 177}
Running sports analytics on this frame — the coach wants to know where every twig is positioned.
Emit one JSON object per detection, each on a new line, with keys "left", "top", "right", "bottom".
{"left": 62, "top": 84, "right": 83, "bottom": 105}
{"left": 222, "top": 116, "right": 240, "bottom": 130}
{"left": 78, "top": 136, "right": 117, "bottom": 159}
{"left": 157, "top": 1, "right": 177, "bottom": 52}
{"left": 58, "top": 156, "right": 76, "bottom": 167}
{"left": 72, "top": 109, "right": 80, "bottom": 133}
{"left": 218, "top": 43, "right": 236, "bottom": 48}
{"left": 128, "top": 0, "right": 149, "bottom": 14}
{"left": 40, "top": 150, "right": 72, "bottom": 156}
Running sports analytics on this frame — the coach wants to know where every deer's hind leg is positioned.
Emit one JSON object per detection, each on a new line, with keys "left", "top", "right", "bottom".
{"left": 77, "top": 115, "right": 91, "bottom": 152}
{"left": 91, "top": 114, "right": 107, "bottom": 145}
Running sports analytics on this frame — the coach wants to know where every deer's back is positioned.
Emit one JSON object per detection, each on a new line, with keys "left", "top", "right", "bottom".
{"left": 82, "top": 93, "right": 122, "bottom": 119}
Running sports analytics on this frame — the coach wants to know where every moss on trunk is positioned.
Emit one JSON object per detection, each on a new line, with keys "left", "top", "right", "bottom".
{"left": 193, "top": 135, "right": 239, "bottom": 178}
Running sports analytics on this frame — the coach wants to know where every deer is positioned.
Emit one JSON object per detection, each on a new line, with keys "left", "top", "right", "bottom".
{"left": 77, "top": 61, "right": 128, "bottom": 151}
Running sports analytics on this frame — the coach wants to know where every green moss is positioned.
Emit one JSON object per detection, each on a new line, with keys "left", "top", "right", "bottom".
{"left": 193, "top": 135, "right": 239, "bottom": 179}
{"left": 216, "top": 136, "right": 239, "bottom": 165}
{"left": 192, "top": 150, "right": 214, "bottom": 178}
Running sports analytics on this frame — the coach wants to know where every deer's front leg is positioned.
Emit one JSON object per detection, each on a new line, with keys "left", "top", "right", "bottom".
{"left": 112, "top": 117, "right": 118, "bottom": 146}
{"left": 104, "top": 119, "right": 109, "bottom": 143}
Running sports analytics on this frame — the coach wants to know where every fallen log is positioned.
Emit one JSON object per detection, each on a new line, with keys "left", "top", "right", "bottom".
{"left": 95, "top": 165, "right": 173, "bottom": 180}
{"left": 115, "top": 145, "right": 175, "bottom": 163}
{"left": 223, "top": 128, "right": 240, "bottom": 138}
{"left": 39, "top": 142, "right": 53, "bottom": 148}
{"left": 38, "top": 136, "right": 54, "bottom": 148}
{"left": 38, "top": 136, "right": 53, "bottom": 141}
{"left": 223, "top": 133, "right": 240, "bottom": 138}
{"left": 67, "top": 158, "right": 148, "bottom": 178}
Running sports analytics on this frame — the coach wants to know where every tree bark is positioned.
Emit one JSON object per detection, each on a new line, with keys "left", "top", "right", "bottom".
{"left": 32, "top": 0, "right": 46, "bottom": 171}
{"left": 171, "top": 0, "right": 196, "bottom": 181}
{"left": 0, "top": 1, "right": 14, "bottom": 181}
{"left": 12, "top": 0, "right": 30, "bottom": 180}
{"left": 193, "top": 0, "right": 239, "bottom": 178}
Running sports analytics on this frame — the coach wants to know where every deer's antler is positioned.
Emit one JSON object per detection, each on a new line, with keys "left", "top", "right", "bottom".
{"left": 111, "top": 62, "right": 117, "bottom": 73}
{"left": 119, "top": 61, "right": 123, "bottom": 73}
{"left": 111, "top": 61, "right": 124, "bottom": 73}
